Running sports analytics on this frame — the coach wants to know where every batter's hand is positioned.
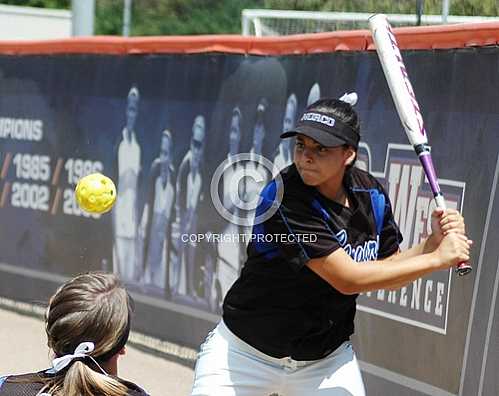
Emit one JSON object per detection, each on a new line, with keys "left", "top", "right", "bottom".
{"left": 433, "top": 232, "right": 471, "bottom": 270}
{"left": 431, "top": 208, "right": 469, "bottom": 243}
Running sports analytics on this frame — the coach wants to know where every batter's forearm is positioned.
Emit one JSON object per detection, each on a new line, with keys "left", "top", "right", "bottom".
{"left": 308, "top": 249, "right": 441, "bottom": 295}
{"left": 383, "top": 234, "right": 439, "bottom": 262}
{"left": 345, "top": 254, "right": 440, "bottom": 293}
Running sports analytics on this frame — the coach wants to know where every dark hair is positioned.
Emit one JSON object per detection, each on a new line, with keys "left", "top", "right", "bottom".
{"left": 306, "top": 98, "right": 361, "bottom": 137}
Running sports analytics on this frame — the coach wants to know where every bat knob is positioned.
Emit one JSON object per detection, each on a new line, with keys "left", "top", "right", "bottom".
{"left": 456, "top": 262, "right": 473, "bottom": 277}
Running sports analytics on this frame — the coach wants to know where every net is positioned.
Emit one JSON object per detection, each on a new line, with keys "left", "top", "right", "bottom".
{"left": 242, "top": 9, "right": 497, "bottom": 36}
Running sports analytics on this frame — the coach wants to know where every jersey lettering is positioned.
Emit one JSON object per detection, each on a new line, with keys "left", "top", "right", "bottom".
{"left": 336, "top": 229, "right": 379, "bottom": 262}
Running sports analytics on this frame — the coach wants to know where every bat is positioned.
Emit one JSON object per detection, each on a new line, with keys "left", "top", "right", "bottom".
{"left": 368, "top": 14, "right": 472, "bottom": 276}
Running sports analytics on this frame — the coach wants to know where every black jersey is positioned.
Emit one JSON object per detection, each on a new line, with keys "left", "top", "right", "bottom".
{"left": 223, "top": 164, "right": 402, "bottom": 360}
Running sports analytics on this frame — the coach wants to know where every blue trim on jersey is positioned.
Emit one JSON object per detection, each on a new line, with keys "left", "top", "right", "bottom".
{"left": 370, "top": 190, "right": 386, "bottom": 235}
{"left": 256, "top": 180, "right": 277, "bottom": 217}
{"left": 277, "top": 206, "right": 310, "bottom": 261}
{"left": 252, "top": 180, "right": 281, "bottom": 260}
{"left": 0, "top": 376, "right": 7, "bottom": 389}
{"left": 351, "top": 188, "right": 386, "bottom": 235}
{"left": 311, "top": 198, "right": 340, "bottom": 242}
{"left": 252, "top": 222, "right": 280, "bottom": 259}
{"left": 311, "top": 198, "right": 331, "bottom": 221}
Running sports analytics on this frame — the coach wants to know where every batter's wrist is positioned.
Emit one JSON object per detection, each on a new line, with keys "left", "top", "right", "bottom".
{"left": 424, "top": 234, "right": 439, "bottom": 253}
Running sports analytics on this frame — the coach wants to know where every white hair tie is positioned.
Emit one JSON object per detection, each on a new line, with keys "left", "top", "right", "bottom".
{"left": 339, "top": 92, "right": 358, "bottom": 106}
{"left": 45, "top": 342, "right": 106, "bottom": 375}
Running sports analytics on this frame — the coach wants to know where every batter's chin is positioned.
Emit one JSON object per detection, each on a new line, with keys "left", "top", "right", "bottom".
{"left": 297, "top": 170, "right": 320, "bottom": 186}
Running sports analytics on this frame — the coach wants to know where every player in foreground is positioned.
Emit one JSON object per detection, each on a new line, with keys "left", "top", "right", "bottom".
{"left": 0, "top": 272, "right": 149, "bottom": 396}
{"left": 190, "top": 94, "right": 471, "bottom": 396}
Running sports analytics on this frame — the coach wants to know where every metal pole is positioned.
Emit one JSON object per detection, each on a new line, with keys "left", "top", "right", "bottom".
{"left": 416, "top": 0, "right": 424, "bottom": 26}
{"left": 442, "top": 0, "right": 450, "bottom": 24}
{"left": 242, "top": 11, "right": 251, "bottom": 36}
{"left": 71, "top": 0, "right": 95, "bottom": 36}
{"left": 123, "top": 0, "right": 132, "bottom": 37}
{"left": 253, "top": 18, "right": 263, "bottom": 37}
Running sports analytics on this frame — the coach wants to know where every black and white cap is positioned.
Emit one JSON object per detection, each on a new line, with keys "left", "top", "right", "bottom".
{"left": 280, "top": 92, "right": 360, "bottom": 149}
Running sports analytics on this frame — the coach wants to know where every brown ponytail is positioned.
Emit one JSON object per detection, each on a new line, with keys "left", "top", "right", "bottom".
{"left": 60, "top": 360, "right": 128, "bottom": 395}
{"left": 38, "top": 272, "right": 133, "bottom": 396}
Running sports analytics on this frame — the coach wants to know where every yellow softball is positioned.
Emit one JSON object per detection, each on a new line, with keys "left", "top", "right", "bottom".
{"left": 75, "top": 173, "right": 116, "bottom": 214}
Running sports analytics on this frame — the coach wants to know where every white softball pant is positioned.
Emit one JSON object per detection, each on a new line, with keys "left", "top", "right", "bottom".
{"left": 191, "top": 320, "right": 366, "bottom": 396}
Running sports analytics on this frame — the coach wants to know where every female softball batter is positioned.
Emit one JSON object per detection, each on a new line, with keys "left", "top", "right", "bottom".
{"left": 191, "top": 95, "right": 471, "bottom": 396}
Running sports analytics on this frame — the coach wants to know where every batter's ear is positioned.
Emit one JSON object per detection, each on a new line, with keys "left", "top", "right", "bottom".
{"left": 344, "top": 146, "right": 357, "bottom": 166}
